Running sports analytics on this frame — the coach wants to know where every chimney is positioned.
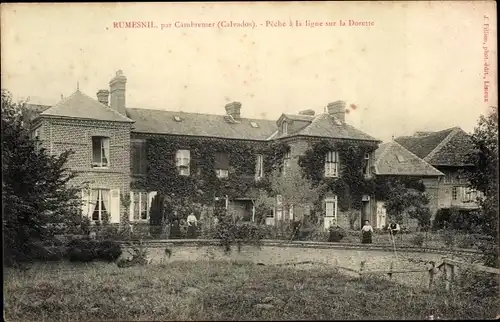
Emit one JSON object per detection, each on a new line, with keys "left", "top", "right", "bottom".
{"left": 327, "top": 100, "right": 347, "bottom": 123}
{"left": 109, "top": 70, "right": 127, "bottom": 115}
{"left": 298, "top": 109, "right": 315, "bottom": 116}
{"left": 225, "top": 101, "right": 242, "bottom": 119}
{"left": 96, "top": 89, "right": 110, "bottom": 106}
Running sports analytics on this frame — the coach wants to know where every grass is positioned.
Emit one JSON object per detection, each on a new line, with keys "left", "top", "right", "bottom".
{"left": 4, "top": 260, "right": 499, "bottom": 321}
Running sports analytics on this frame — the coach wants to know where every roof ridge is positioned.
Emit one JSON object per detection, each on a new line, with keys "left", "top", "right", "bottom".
{"left": 423, "top": 127, "right": 461, "bottom": 162}
{"left": 78, "top": 91, "right": 134, "bottom": 122}
{"left": 47, "top": 90, "right": 80, "bottom": 111}
{"left": 392, "top": 140, "right": 444, "bottom": 176}
{"left": 126, "top": 107, "right": 274, "bottom": 122}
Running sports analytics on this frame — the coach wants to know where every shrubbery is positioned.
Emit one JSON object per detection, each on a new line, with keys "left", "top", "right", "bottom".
{"left": 66, "top": 238, "right": 122, "bottom": 262}
{"left": 213, "top": 212, "right": 268, "bottom": 253}
{"left": 411, "top": 233, "right": 425, "bottom": 247}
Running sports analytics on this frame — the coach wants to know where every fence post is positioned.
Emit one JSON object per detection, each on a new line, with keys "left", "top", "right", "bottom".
{"left": 427, "top": 261, "right": 436, "bottom": 289}
{"left": 388, "top": 261, "right": 393, "bottom": 280}
{"left": 444, "top": 262, "right": 453, "bottom": 292}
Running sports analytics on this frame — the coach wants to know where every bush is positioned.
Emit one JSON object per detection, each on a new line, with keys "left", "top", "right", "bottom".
{"left": 116, "top": 240, "right": 150, "bottom": 267}
{"left": 456, "top": 268, "right": 499, "bottom": 298}
{"left": 30, "top": 243, "right": 66, "bottom": 261}
{"left": 213, "top": 212, "right": 268, "bottom": 253}
{"left": 66, "top": 239, "right": 122, "bottom": 262}
{"left": 411, "top": 233, "right": 425, "bottom": 247}
{"left": 441, "top": 229, "right": 456, "bottom": 248}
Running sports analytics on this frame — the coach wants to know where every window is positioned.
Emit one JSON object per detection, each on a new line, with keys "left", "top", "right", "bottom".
{"left": 325, "top": 151, "right": 339, "bottom": 177}
{"left": 92, "top": 136, "right": 110, "bottom": 168}
{"left": 282, "top": 149, "right": 291, "bottom": 174}
{"left": 255, "top": 154, "right": 264, "bottom": 180}
{"left": 33, "top": 128, "right": 41, "bottom": 150}
{"left": 131, "top": 140, "right": 147, "bottom": 175}
{"left": 173, "top": 116, "right": 182, "bottom": 122}
{"left": 250, "top": 121, "right": 259, "bottom": 128}
{"left": 89, "top": 189, "right": 110, "bottom": 221}
{"left": 452, "top": 186, "right": 458, "bottom": 200}
{"left": 215, "top": 152, "right": 229, "bottom": 178}
{"left": 175, "top": 149, "right": 190, "bottom": 176}
{"left": 443, "top": 172, "right": 456, "bottom": 184}
{"left": 282, "top": 120, "right": 288, "bottom": 135}
{"left": 363, "top": 152, "right": 372, "bottom": 177}
{"left": 131, "top": 191, "right": 151, "bottom": 221}
{"left": 396, "top": 155, "right": 406, "bottom": 163}
{"left": 325, "top": 196, "right": 338, "bottom": 227}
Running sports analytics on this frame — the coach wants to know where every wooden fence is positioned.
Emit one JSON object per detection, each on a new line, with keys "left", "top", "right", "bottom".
{"left": 334, "top": 257, "right": 500, "bottom": 291}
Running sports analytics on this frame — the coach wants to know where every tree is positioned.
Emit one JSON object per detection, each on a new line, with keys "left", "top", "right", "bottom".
{"left": 382, "top": 178, "right": 430, "bottom": 229}
{"left": 463, "top": 106, "right": 498, "bottom": 236}
{"left": 254, "top": 167, "right": 326, "bottom": 229}
{"left": 2, "top": 89, "right": 81, "bottom": 265}
{"left": 463, "top": 106, "right": 499, "bottom": 267}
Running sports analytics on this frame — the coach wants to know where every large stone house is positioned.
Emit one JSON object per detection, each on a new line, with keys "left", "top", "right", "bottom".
{"left": 395, "top": 128, "right": 482, "bottom": 213}
{"left": 372, "top": 140, "right": 445, "bottom": 229}
{"left": 26, "top": 70, "right": 388, "bottom": 231}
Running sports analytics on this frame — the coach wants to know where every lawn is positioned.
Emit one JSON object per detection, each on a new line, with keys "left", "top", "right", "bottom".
{"left": 4, "top": 260, "right": 498, "bottom": 321}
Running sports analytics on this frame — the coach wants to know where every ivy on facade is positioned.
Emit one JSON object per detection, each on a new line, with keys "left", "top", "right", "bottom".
{"left": 135, "top": 136, "right": 290, "bottom": 206}
{"left": 298, "top": 139, "right": 379, "bottom": 212}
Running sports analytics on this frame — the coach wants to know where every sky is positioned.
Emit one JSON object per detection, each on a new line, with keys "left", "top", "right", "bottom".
{"left": 1, "top": 1, "right": 497, "bottom": 142}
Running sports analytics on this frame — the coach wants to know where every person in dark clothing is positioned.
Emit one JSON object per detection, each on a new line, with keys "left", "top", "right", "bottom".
{"left": 290, "top": 220, "right": 302, "bottom": 241}
{"left": 389, "top": 222, "right": 401, "bottom": 241}
{"left": 170, "top": 214, "right": 182, "bottom": 239}
{"left": 361, "top": 220, "right": 373, "bottom": 244}
{"left": 328, "top": 225, "right": 345, "bottom": 242}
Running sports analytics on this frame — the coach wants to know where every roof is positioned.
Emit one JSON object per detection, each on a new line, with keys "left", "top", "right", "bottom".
{"left": 374, "top": 141, "right": 444, "bottom": 177}
{"left": 25, "top": 90, "right": 379, "bottom": 142}
{"left": 39, "top": 90, "right": 134, "bottom": 123}
{"left": 282, "top": 113, "right": 379, "bottom": 142}
{"left": 395, "top": 127, "right": 456, "bottom": 159}
{"left": 395, "top": 127, "right": 474, "bottom": 166}
{"left": 126, "top": 108, "right": 277, "bottom": 140}
{"left": 282, "top": 114, "right": 316, "bottom": 122}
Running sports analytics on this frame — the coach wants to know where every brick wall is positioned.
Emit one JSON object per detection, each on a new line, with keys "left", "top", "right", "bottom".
{"left": 43, "top": 117, "right": 132, "bottom": 223}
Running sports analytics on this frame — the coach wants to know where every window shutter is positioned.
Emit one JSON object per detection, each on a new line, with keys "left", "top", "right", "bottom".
{"left": 129, "top": 191, "right": 135, "bottom": 222}
{"left": 81, "top": 189, "right": 90, "bottom": 218}
{"left": 215, "top": 152, "right": 229, "bottom": 169}
{"left": 148, "top": 191, "right": 158, "bottom": 215}
{"left": 109, "top": 189, "right": 121, "bottom": 223}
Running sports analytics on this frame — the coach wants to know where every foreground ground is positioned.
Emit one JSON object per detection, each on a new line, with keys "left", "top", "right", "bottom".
{"left": 4, "top": 260, "right": 498, "bottom": 321}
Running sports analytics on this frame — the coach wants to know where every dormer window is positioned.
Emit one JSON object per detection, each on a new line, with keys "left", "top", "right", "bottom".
{"left": 173, "top": 116, "right": 182, "bottom": 122}
{"left": 250, "top": 121, "right": 259, "bottom": 128}
{"left": 282, "top": 120, "right": 288, "bottom": 135}
{"left": 396, "top": 155, "right": 406, "bottom": 163}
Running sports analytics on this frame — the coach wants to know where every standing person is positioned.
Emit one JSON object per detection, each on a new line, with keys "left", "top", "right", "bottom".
{"left": 328, "top": 225, "right": 345, "bottom": 242}
{"left": 186, "top": 212, "right": 198, "bottom": 239}
{"left": 389, "top": 221, "right": 401, "bottom": 241}
{"left": 361, "top": 220, "right": 374, "bottom": 244}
